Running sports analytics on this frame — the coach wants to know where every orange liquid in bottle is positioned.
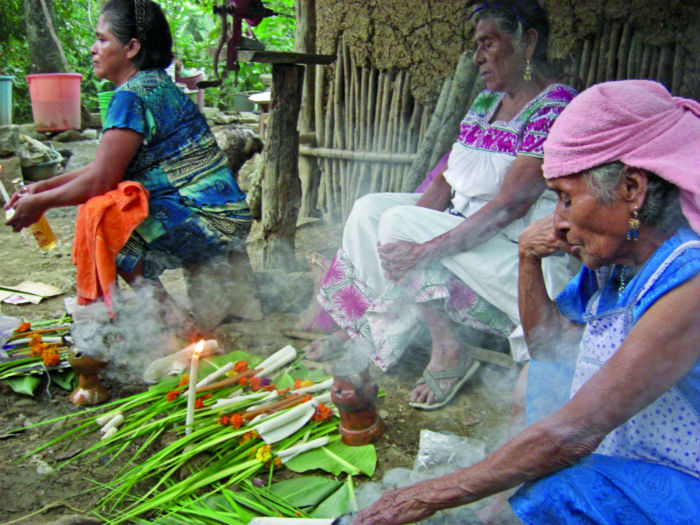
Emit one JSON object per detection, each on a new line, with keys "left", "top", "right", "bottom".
{"left": 28, "top": 214, "right": 57, "bottom": 250}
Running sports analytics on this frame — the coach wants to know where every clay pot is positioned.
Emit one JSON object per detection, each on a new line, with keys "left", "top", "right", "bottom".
{"left": 331, "top": 358, "right": 385, "bottom": 446}
{"left": 66, "top": 346, "right": 109, "bottom": 406}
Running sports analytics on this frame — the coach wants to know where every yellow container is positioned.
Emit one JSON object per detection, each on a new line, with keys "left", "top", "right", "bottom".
{"left": 28, "top": 214, "right": 57, "bottom": 250}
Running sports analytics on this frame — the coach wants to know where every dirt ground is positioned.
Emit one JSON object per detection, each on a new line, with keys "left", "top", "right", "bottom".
{"left": 0, "top": 137, "right": 519, "bottom": 525}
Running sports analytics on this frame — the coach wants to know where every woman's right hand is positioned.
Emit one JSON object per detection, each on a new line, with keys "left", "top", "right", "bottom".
{"left": 4, "top": 193, "right": 45, "bottom": 231}
{"left": 519, "top": 214, "right": 572, "bottom": 261}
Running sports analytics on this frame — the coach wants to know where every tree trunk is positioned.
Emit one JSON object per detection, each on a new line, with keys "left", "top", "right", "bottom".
{"left": 261, "top": 63, "right": 305, "bottom": 270}
{"left": 24, "top": 0, "right": 69, "bottom": 73}
{"left": 294, "top": 0, "right": 320, "bottom": 221}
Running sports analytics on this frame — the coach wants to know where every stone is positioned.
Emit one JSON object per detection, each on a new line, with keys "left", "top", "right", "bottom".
{"left": 54, "top": 129, "right": 84, "bottom": 142}
{"left": 0, "top": 155, "right": 21, "bottom": 189}
{"left": 0, "top": 125, "right": 20, "bottom": 156}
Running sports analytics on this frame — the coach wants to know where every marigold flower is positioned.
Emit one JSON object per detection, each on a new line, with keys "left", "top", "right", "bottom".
{"left": 255, "top": 444, "right": 272, "bottom": 463}
{"left": 194, "top": 398, "right": 204, "bottom": 410}
{"left": 239, "top": 376, "right": 248, "bottom": 387}
{"left": 234, "top": 360, "right": 248, "bottom": 373}
{"left": 240, "top": 430, "right": 259, "bottom": 444}
{"left": 30, "top": 335, "right": 42, "bottom": 345}
{"left": 177, "top": 374, "right": 189, "bottom": 387}
{"left": 166, "top": 390, "right": 181, "bottom": 401}
{"left": 293, "top": 378, "right": 302, "bottom": 389}
{"left": 249, "top": 376, "right": 262, "bottom": 392}
{"left": 312, "top": 402, "right": 332, "bottom": 421}
{"left": 42, "top": 351, "right": 60, "bottom": 367}
{"left": 15, "top": 322, "right": 31, "bottom": 333}
{"left": 218, "top": 415, "right": 230, "bottom": 425}
{"left": 230, "top": 413, "right": 244, "bottom": 429}
{"left": 274, "top": 457, "right": 282, "bottom": 467}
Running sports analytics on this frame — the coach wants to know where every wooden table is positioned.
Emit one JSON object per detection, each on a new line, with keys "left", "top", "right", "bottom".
{"left": 236, "top": 50, "right": 335, "bottom": 269}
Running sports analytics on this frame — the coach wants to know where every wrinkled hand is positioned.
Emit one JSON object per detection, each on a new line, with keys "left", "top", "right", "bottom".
{"left": 377, "top": 240, "right": 436, "bottom": 281}
{"left": 4, "top": 193, "right": 44, "bottom": 232}
{"left": 519, "top": 214, "right": 572, "bottom": 261}
{"left": 350, "top": 482, "right": 441, "bottom": 525}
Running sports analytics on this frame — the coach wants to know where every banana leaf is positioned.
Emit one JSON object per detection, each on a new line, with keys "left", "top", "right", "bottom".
{"left": 311, "top": 477, "right": 357, "bottom": 519}
{"left": 269, "top": 476, "right": 342, "bottom": 507}
{"left": 5, "top": 374, "right": 41, "bottom": 395}
{"left": 286, "top": 441, "right": 377, "bottom": 477}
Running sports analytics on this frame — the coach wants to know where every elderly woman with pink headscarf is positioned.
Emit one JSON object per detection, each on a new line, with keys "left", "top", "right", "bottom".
{"left": 350, "top": 80, "right": 700, "bottom": 525}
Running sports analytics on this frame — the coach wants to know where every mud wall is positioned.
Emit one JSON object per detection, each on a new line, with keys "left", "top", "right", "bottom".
{"left": 315, "top": 0, "right": 700, "bottom": 103}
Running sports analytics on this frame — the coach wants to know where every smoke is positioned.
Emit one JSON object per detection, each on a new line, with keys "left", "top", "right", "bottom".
{"left": 70, "top": 281, "right": 182, "bottom": 384}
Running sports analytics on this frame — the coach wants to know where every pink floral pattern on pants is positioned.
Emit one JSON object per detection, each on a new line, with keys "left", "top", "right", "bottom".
{"left": 317, "top": 249, "right": 514, "bottom": 371}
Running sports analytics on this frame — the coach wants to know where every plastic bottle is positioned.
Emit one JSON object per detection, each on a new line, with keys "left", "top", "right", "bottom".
{"left": 11, "top": 177, "right": 57, "bottom": 251}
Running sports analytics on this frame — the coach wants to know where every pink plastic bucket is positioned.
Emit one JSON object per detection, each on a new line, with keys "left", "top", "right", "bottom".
{"left": 26, "top": 73, "right": 83, "bottom": 132}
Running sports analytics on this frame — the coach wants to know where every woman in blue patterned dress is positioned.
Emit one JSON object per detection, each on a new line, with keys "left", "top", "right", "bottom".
{"left": 351, "top": 80, "right": 700, "bottom": 525}
{"left": 6, "top": 0, "right": 252, "bottom": 324}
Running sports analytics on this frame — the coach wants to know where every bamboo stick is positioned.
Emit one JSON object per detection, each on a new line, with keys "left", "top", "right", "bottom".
{"left": 671, "top": 42, "right": 683, "bottom": 94}
{"left": 606, "top": 20, "right": 622, "bottom": 81}
{"left": 639, "top": 44, "right": 651, "bottom": 79}
{"left": 332, "top": 42, "right": 345, "bottom": 217}
{"left": 578, "top": 38, "right": 592, "bottom": 85}
{"left": 648, "top": 46, "right": 660, "bottom": 81}
{"left": 242, "top": 393, "right": 311, "bottom": 421}
{"left": 585, "top": 31, "right": 600, "bottom": 88}
{"left": 401, "top": 78, "right": 451, "bottom": 192}
{"left": 627, "top": 31, "right": 639, "bottom": 79}
{"left": 196, "top": 368, "right": 261, "bottom": 394}
{"left": 596, "top": 20, "right": 610, "bottom": 84}
{"left": 314, "top": 65, "right": 326, "bottom": 212}
{"left": 656, "top": 45, "right": 671, "bottom": 89}
{"left": 387, "top": 72, "right": 403, "bottom": 191}
{"left": 616, "top": 21, "right": 631, "bottom": 80}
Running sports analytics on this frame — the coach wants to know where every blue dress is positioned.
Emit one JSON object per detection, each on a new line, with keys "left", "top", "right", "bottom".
{"left": 103, "top": 68, "right": 251, "bottom": 279}
{"left": 512, "top": 227, "right": 700, "bottom": 524}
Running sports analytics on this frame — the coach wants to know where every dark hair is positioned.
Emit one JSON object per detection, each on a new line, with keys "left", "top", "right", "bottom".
{"left": 584, "top": 161, "right": 688, "bottom": 235}
{"left": 469, "top": 0, "right": 550, "bottom": 68}
{"left": 101, "top": 0, "right": 174, "bottom": 70}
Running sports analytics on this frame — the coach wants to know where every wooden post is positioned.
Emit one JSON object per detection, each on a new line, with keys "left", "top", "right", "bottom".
{"left": 261, "top": 63, "right": 305, "bottom": 269}
{"left": 295, "top": 0, "right": 320, "bottom": 221}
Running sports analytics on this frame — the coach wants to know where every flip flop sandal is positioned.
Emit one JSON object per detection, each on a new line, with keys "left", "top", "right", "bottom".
{"left": 302, "top": 332, "right": 349, "bottom": 362}
{"left": 409, "top": 353, "right": 480, "bottom": 411}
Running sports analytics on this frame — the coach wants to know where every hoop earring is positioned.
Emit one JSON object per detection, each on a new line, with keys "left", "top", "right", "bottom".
{"left": 523, "top": 59, "right": 532, "bottom": 82}
{"left": 626, "top": 210, "right": 640, "bottom": 241}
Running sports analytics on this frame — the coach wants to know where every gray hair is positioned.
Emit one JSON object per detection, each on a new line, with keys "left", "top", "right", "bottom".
{"left": 582, "top": 161, "right": 688, "bottom": 234}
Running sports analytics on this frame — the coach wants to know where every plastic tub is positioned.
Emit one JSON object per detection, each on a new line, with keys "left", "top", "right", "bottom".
{"left": 0, "top": 75, "right": 13, "bottom": 125}
{"left": 26, "top": 73, "right": 83, "bottom": 132}
{"left": 97, "top": 90, "right": 114, "bottom": 125}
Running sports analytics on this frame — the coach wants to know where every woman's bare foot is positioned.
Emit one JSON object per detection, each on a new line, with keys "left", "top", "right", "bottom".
{"left": 409, "top": 347, "right": 476, "bottom": 406}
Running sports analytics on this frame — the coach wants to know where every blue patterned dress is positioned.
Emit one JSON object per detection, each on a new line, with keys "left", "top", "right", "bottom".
{"left": 511, "top": 227, "right": 700, "bottom": 524}
{"left": 103, "top": 68, "right": 251, "bottom": 279}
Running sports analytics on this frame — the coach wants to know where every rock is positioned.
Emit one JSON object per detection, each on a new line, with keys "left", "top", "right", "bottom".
{"left": 0, "top": 155, "right": 22, "bottom": 187}
{"left": 0, "top": 124, "right": 20, "bottom": 156}
{"left": 54, "top": 130, "right": 85, "bottom": 143}
{"left": 214, "top": 124, "right": 263, "bottom": 175}
{"left": 211, "top": 112, "right": 240, "bottom": 126}
{"left": 18, "top": 123, "right": 42, "bottom": 140}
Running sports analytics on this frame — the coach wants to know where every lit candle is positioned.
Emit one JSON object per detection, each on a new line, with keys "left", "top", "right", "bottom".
{"left": 185, "top": 340, "right": 205, "bottom": 435}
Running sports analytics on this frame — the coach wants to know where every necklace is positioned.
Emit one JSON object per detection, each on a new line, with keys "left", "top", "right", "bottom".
{"left": 617, "top": 265, "right": 637, "bottom": 292}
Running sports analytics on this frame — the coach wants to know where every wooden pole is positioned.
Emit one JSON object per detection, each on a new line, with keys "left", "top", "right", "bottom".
{"left": 261, "top": 63, "right": 304, "bottom": 270}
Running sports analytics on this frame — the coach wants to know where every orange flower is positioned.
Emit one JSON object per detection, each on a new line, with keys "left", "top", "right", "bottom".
{"left": 194, "top": 398, "right": 204, "bottom": 410}
{"left": 234, "top": 360, "right": 248, "bottom": 373}
{"left": 239, "top": 376, "right": 248, "bottom": 387}
{"left": 274, "top": 457, "right": 282, "bottom": 467}
{"left": 15, "top": 322, "right": 31, "bottom": 333}
{"left": 230, "top": 413, "right": 244, "bottom": 429}
{"left": 276, "top": 387, "right": 290, "bottom": 395}
{"left": 262, "top": 384, "right": 276, "bottom": 391}
{"left": 30, "top": 335, "right": 42, "bottom": 345}
{"left": 166, "top": 390, "right": 181, "bottom": 401}
{"left": 249, "top": 376, "right": 262, "bottom": 392}
{"left": 177, "top": 374, "right": 190, "bottom": 387}
{"left": 42, "top": 351, "right": 60, "bottom": 367}
{"left": 312, "top": 402, "right": 332, "bottom": 421}
{"left": 240, "top": 430, "right": 259, "bottom": 444}
{"left": 218, "top": 415, "right": 230, "bottom": 425}
{"left": 293, "top": 378, "right": 302, "bottom": 389}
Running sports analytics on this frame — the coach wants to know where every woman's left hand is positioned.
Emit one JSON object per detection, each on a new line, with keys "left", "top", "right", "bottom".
{"left": 4, "top": 194, "right": 45, "bottom": 232}
{"left": 351, "top": 482, "right": 440, "bottom": 525}
{"left": 378, "top": 240, "right": 436, "bottom": 280}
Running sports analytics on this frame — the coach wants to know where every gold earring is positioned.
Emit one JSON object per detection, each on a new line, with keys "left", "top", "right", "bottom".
{"left": 626, "top": 210, "right": 640, "bottom": 241}
{"left": 523, "top": 59, "right": 532, "bottom": 82}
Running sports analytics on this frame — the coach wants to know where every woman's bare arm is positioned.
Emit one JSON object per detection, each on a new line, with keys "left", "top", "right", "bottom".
{"left": 6, "top": 128, "right": 143, "bottom": 230}
{"left": 354, "top": 273, "right": 700, "bottom": 524}
{"left": 379, "top": 155, "right": 547, "bottom": 279}
{"left": 518, "top": 215, "right": 583, "bottom": 359}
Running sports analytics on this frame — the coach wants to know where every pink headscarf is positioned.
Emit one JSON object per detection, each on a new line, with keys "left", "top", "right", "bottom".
{"left": 542, "top": 80, "right": 700, "bottom": 234}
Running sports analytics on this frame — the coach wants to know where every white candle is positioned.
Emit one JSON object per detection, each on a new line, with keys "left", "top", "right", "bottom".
{"left": 185, "top": 340, "right": 205, "bottom": 435}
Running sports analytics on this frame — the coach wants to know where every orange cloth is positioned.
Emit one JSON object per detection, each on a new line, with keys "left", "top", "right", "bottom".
{"left": 72, "top": 181, "right": 149, "bottom": 309}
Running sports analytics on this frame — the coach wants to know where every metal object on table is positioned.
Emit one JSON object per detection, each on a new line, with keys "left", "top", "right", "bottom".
{"left": 331, "top": 357, "right": 385, "bottom": 446}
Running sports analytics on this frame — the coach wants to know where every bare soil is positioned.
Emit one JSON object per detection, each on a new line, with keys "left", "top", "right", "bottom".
{"left": 0, "top": 138, "right": 517, "bottom": 525}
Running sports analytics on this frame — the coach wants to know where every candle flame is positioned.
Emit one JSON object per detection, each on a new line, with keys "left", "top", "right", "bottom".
{"left": 194, "top": 339, "right": 205, "bottom": 355}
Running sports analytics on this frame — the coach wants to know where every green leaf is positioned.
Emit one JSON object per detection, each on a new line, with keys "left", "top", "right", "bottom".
{"left": 51, "top": 369, "right": 75, "bottom": 391}
{"left": 5, "top": 374, "right": 41, "bottom": 396}
{"left": 269, "top": 476, "right": 342, "bottom": 508}
{"left": 311, "top": 478, "right": 357, "bottom": 519}
{"left": 286, "top": 441, "right": 377, "bottom": 477}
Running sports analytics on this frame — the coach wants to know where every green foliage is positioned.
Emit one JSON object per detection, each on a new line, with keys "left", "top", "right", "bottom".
{"left": 0, "top": 0, "right": 296, "bottom": 124}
